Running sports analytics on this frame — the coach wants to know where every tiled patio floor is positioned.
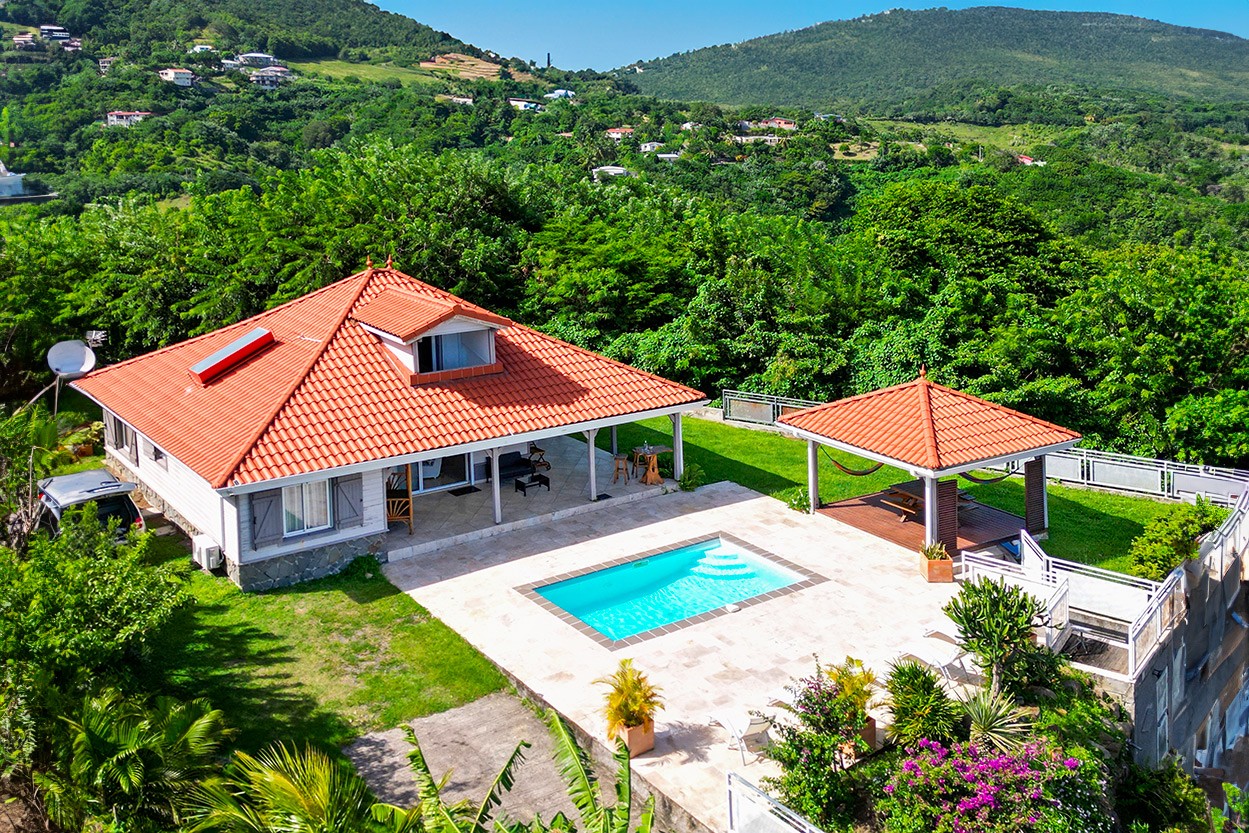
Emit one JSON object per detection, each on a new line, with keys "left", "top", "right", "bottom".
{"left": 385, "top": 433, "right": 661, "bottom": 559}
{"left": 384, "top": 481, "right": 971, "bottom": 832}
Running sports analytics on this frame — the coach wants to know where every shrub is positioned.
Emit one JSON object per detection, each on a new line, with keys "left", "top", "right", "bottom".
{"left": 885, "top": 660, "right": 962, "bottom": 746}
{"left": 878, "top": 739, "right": 1113, "bottom": 833}
{"left": 776, "top": 485, "right": 810, "bottom": 513}
{"left": 763, "top": 667, "right": 867, "bottom": 829}
{"left": 1114, "top": 757, "right": 1211, "bottom": 833}
{"left": 944, "top": 577, "right": 1043, "bottom": 697}
{"left": 678, "top": 462, "right": 705, "bottom": 491}
{"left": 1129, "top": 497, "right": 1230, "bottom": 581}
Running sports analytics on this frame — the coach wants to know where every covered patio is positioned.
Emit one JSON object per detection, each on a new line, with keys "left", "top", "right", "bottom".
{"left": 778, "top": 370, "right": 1082, "bottom": 555}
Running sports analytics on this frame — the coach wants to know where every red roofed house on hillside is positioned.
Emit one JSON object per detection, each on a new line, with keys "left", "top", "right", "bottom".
{"left": 778, "top": 370, "right": 1081, "bottom": 557}
{"left": 73, "top": 263, "right": 707, "bottom": 590}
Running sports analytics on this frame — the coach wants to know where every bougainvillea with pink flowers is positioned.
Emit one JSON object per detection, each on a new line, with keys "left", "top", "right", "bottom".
{"left": 877, "top": 739, "right": 1112, "bottom": 833}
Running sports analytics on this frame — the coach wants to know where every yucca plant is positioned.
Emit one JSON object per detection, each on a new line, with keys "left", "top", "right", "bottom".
{"left": 884, "top": 660, "right": 961, "bottom": 747}
{"left": 962, "top": 689, "right": 1030, "bottom": 752}
{"left": 594, "top": 659, "right": 663, "bottom": 738}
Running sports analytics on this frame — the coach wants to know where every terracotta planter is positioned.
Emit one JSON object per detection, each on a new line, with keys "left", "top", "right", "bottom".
{"left": 920, "top": 555, "right": 954, "bottom": 583}
{"left": 621, "top": 720, "right": 654, "bottom": 757}
{"left": 859, "top": 715, "right": 877, "bottom": 751}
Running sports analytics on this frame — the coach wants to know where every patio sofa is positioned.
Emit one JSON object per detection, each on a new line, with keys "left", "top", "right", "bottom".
{"left": 489, "top": 451, "right": 535, "bottom": 482}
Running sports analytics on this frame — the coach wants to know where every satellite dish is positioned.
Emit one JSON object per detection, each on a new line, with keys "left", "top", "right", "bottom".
{"left": 47, "top": 340, "right": 97, "bottom": 380}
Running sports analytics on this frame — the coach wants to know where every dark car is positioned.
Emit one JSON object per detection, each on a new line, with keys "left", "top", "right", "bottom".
{"left": 38, "top": 469, "right": 146, "bottom": 536}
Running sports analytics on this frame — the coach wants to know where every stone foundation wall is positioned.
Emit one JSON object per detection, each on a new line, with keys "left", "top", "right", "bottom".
{"left": 104, "top": 456, "right": 201, "bottom": 538}
{"left": 227, "top": 533, "right": 390, "bottom": 592}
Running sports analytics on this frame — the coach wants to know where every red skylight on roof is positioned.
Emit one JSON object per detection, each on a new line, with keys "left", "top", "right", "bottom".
{"left": 189, "top": 327, "right": 275, "bottom": 384}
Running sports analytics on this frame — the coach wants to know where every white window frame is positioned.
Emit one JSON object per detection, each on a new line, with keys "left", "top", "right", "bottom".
{"left": 281, "top": 480, "right": 332, "bottom": 537}
{"left": 412, "top": 452, "right": 472, "bottom": 494}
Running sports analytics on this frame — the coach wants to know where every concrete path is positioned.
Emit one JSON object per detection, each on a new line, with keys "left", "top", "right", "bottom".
{"left": 346, "top": 693, "right": 579, "bottom": 825}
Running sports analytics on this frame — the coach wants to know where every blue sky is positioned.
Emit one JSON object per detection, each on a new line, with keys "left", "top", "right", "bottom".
{"left": 381, "top": 1, "right": 1249, "bottom": 71}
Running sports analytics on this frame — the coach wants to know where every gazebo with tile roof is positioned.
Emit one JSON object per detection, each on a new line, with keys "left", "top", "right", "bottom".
{"left": 777, "top": 370, "right": 1081, "bottom": 555}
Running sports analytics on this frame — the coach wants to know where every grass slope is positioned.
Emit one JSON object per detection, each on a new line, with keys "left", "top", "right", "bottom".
{"left": 600, "top": 415, "right": 1169, "bottom": 572}
{"left": 140, "top": 540, "right": 506, "bottom": 751}
{"left": 288, "top": 59, "right": 441, "bottom": 85}
{"left": 630, "top": 7, "right": 1249, "bottom": 106}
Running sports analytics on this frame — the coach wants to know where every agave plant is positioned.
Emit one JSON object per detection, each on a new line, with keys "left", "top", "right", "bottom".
{"left": 962, "top": 689, "right": 1030, "bottom": 752}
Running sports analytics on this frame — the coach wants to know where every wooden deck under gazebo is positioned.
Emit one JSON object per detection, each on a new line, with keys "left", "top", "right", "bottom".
{"left": 778, "top": 370, "right": 1082, "bottom": 555}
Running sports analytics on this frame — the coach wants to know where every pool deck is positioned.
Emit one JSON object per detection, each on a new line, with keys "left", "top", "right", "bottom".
{"left": 384, "top": 481, "right": 970, "bottom": 833}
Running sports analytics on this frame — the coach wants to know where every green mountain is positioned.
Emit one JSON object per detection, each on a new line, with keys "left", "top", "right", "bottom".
{"left": 627, "top": 6, "right": 1249, "bottom": 107}
{"left": 2, "top": 0, "right": 469, "bottom": 60}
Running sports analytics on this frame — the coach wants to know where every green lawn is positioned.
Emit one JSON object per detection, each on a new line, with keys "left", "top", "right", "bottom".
{"left": 139, "top": 537, "right": 506, "bottom": 752}
{"left": 599, "top": 415, "right": 1170, "bottom": 573}
{"left": 287, "top": 59, "right": 442, "bottom": 85}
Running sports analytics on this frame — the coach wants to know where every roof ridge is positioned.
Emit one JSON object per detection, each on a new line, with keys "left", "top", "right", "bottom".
{"left": 81, "top": 276, "right": 363, "bottom": 380}
{"left": 923, "top": 378, "right": 1080, "bottom": 438}
{"left": 215, "top": 270, "right": 373, "bottom": 487}
{"left": 916, "top": 375, "right": 940, "bottom": 468}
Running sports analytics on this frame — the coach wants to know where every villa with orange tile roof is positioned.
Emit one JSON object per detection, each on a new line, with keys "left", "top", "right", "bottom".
{"left": 73, "top": 262, "right": 707, "bottom": 589}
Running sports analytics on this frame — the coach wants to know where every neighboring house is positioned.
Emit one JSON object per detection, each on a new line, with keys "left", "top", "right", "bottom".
{"left": 238, "top": 52, "right": 278, "bottom": 67}
{"left": 759, "top": 117, "right": 798, "bottom": 131}
{"left": 39, "top": 24, "right": 71, "bottom": 40}
{"left": 639, "top": 141, "right": 663, "bottom": 153}
{"left": 0, "top": 163, "right": 25, "bottom": 198}
{"left": 447, "top": 95, "right": 474, "bottom": 106}
{"left": 591, "top": 165, "right": 635, "bottom": 181}
{"left": 158, "top": 68, "right": 193, "bottom": 86}
{"left": 1017, "top": 155, "right": 1047, "bottom": 167}
{"left": 72, "top": 263, "right": 706, "bottom": 591}
{"left": 543, "top": 89, "right": 575, "bottom": 99}
{"left": 250, "top": 66, "right": 292, "bottom": 89}
{"left": 656, "top": 152, "right": 681, "bottom": 163}
{"left": 732, "top": 134, "right": 784, "bottom": 146}
{"left": 59, "top": 38, "right": 81, "bottom": 51}
{"left": 13, "top": 33, "right": 37, "bottom": 50}
{"left": 189, "top": 43, "right": 215, "bottom": 53}
{"left": 679, "top": 122, "right": 701, "bottom": 131}
{"left": 106, "top": 111, "right": 152, "bottom": 127}
{"left": 220, "top": 59, "right": 241, "bottom": 71}
{"left": 605, "top": 127, "right": 634, "bottom": 142}
{"left": 98, "top": 56, "right": 118, "bottom": 73}
{"left": 507, "top": 98, "right": 542, "bottom": 112}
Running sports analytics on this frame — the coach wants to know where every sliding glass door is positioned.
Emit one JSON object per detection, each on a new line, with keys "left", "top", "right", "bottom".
{"left": 411, "top": 453, "right": 470, "bottom": 493}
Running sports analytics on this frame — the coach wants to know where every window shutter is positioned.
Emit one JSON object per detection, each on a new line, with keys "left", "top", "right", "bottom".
{"left": 126, "top": 427, "right": 139, "bottom": 465}
{"left": 104, "top": 414, "right": 120, "bottom": 447}
{"left": 251, "top": 489, "right": 282, "bottom": 547}
{"left": 333, "top": 475, "right": 364, "bottom": 529}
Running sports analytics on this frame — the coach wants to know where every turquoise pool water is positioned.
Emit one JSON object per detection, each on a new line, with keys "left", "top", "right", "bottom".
{"left": 535, "top": 537, "right": 803, "bottom": 641}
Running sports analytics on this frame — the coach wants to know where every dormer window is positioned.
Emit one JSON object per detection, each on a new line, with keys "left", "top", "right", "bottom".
{"left": 352, "top": 287, "right": 511, "bottom": 383}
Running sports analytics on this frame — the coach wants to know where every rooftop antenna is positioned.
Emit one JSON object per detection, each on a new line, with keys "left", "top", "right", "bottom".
{"left": 27, "top": 339, "right": 97, "bottom": 415}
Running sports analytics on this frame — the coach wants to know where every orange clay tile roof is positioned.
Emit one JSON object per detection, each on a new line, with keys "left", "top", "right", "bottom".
{"left": 778, "top": 372, "right": 1080, "bottom": 472}
{"left": 73, "top": 266, "right": 706, "bottom": 487}
{"left": 353, "top": 286, "right": 510, "bottom": 342}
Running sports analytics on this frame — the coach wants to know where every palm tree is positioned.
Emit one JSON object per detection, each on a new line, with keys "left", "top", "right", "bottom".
{"left": 186, "top": 743, "right": 375, "bottom": 833}
{"left": 39, "top": 689, "right": 228, "bottom": 831}
{"left": 371, "top": 726, "right": 529, "bottom": 833}
{"left": 540, "top": 709, "right": 653, "bottom": 833}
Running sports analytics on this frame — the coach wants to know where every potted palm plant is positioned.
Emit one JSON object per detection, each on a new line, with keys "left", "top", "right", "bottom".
{"left": 595, "top": 658, "right": 663, "bottom": 757}
{"left": 920, "top": 541, "right": 954, "bottom": 582}
{"left": 826, "top": 656, "right": 878, "bottom": 751}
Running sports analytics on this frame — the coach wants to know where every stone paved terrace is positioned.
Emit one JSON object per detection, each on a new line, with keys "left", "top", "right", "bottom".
{"left": 384, "top": 481, "right": 971, "bottom": 833}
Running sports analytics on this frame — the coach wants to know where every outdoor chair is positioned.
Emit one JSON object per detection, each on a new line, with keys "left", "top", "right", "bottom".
{"left": 385, "top": 470, "right": 413, "bottom": 534}
{"left": 711, "top": 712, "right": 773, "bottom": 765}
{"left": 896, "top": 633, "right": 972, "bottom": 687}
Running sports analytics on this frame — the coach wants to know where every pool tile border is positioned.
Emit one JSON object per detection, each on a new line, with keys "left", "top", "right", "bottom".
{"left": 514, "top": 531, "right": 828, "bottom": 650}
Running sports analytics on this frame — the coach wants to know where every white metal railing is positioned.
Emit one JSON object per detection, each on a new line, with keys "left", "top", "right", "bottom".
{"left": 723, "top": 389, "right": 1248, "bottom": 506}
{"left": 728, "top": 773, "right": 825, "bottom": 833}
{"left": 722, "top": 389, "right": 822, "bottom": 425}
{"left": 1127, "top": 568, "right": 1185, "bottom": 676}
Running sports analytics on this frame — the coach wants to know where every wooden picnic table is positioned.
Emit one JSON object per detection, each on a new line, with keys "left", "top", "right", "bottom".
{"left": 632, "top": 444, "right": 673, "bottom": 486}
{"left": 882, "top": 480, "right": 977, "bottom": 522}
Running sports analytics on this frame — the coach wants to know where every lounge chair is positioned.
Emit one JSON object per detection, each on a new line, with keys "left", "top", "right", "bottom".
{"left": 712, "top": 712, "right": 773, "bottom": 765}
{"left": 896, "top": 633, "right": 972, "bottom": 685}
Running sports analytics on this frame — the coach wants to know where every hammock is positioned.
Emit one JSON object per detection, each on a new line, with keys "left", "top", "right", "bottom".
{"left": 959, "top": 470, "right": 1013, "bottom": 485}
{"left": 821, "top": 446, "right": 884, "bottom": 477}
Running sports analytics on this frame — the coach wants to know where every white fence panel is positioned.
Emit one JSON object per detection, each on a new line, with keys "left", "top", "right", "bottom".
{"left": 728, "top": 774, "right": 825, "bottom": 833}
{"left": 1089, "top": 458, "right": 1164, "bottom": 494}
{"left": 1046, "top": 454, "right": 1083, "bottom": 481}
{"left": 1064, "top": 572, "right": 1152, "bottom": 622}
{"left": 1174, "top": 471, "right": 1243, "bottom": 502}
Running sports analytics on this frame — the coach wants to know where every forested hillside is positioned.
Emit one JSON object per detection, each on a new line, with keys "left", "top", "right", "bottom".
{"left": 0, "top": 1, "right": 1247, "bottom": 470}
{"left": 628, "top": 7, "right": 1249, "bottom": 109}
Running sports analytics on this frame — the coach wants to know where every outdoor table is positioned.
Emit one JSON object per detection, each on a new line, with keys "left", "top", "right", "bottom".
{"left": 632, "top": 444, "right": 673, "bottom": 486}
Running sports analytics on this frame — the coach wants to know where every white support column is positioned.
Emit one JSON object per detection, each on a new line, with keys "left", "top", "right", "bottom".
{"left": 490, "top": 449, "right": 502, "bottom": 524}
{"left": 923, "top": 476, "right": 939, "bottom": 547}
{"left": 807, "top": 440, "right": 820, "bottom": 513}
{"left": 670, "top": 413, "right": 685, "bottom": 480}
{"left": 584, "top": 428, "right": 599, "bottom": 501}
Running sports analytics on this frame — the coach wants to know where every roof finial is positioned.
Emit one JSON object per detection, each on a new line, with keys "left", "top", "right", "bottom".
{"left": 919, "top": 364, "right": 928, "bottom": 379}
{"left": 386, "top": 253, "right": 394, "bottom": 268}
{"left": 365, "top": 255, "right": 373, "bottom": 270}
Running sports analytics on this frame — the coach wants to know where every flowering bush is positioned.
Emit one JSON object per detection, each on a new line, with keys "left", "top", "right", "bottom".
{"left": 763, "top": 668, "right": 867, "bottom": 829}
{"left": 878, "top": 739, "right": 1112, "bottom": 833}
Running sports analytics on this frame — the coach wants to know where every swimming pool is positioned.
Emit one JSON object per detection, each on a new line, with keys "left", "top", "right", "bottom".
{"left": 532, "top": 536, "right": 807, "bottom": 642}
